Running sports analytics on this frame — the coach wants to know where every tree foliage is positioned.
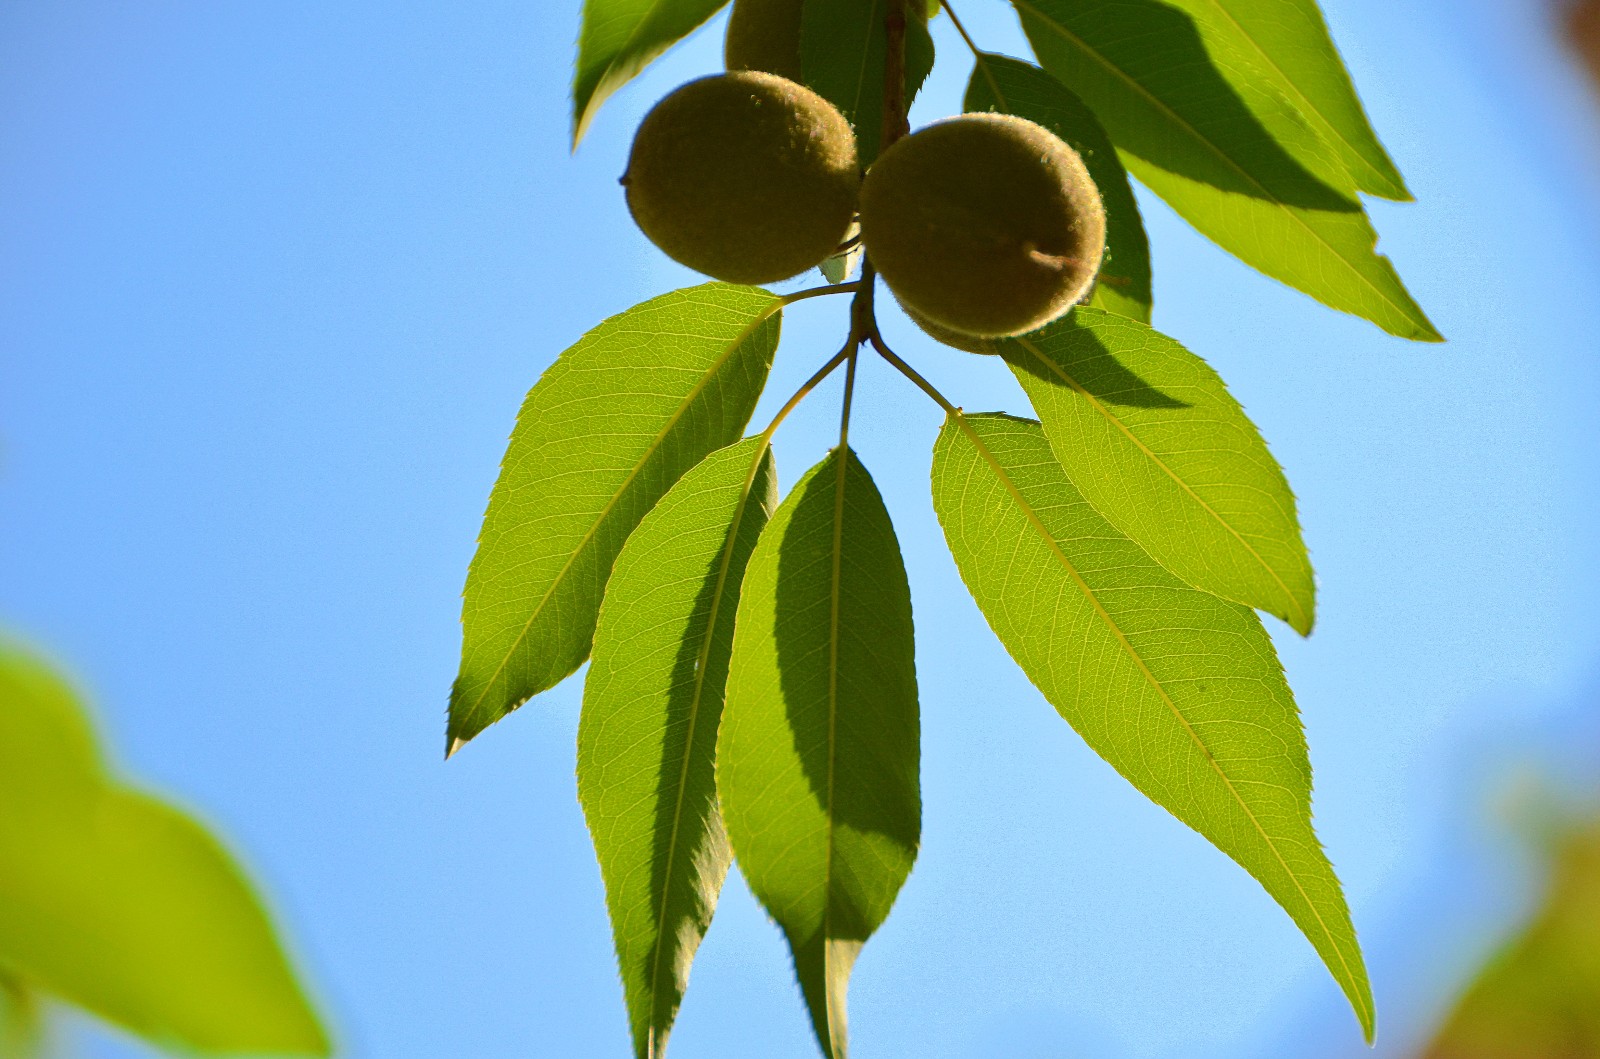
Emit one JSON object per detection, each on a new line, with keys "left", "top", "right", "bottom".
{"left": 451, "top": 1, "right": 1438, "bottom": 1054}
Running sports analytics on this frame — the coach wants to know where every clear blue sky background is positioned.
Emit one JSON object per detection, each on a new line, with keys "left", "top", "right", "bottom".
{"left": 3, "top": 2, "right": 1599, "bottom": 1057}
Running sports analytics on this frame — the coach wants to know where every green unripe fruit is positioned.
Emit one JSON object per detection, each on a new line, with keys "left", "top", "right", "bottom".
{"left": 901, "top": 302, "right": 1000, "bottom": 355}
{"left": 724, "top": 0, "right": 804, "bottom": 81}
{"left": 623, "top": 72, "right": 859, "bottom": 285}
{"left": 859, "top": 113, "right": 1106, "bottom": 338}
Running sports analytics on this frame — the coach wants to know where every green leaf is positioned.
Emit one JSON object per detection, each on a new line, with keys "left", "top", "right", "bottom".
{"left": 0, "top": 643, "right": 329, "bottom": 1055}
{"left": 0, "top": 974, "right": 43, "bottom": 1059}
{"left": 929, "top": 414, "right": 1373, "bottom": 1039}
{"left": 1159, "top": 0, "right": 1410, "bottom": 200}
{"left": 578, "top": 437, "right": 778, "bottom": 1059}
{"left": 572, "top": 0, "right": 733, "bottom": 146}
{"left": 1003, "top": 307, "right": 1314, "bottom": 633}
{"left": 963, "top": 54, "right": 1152, "bottom": 323}
{"left": 450, "top": 283, "right": 781, "bottom": 752}
{"left": 719, "top": 448, "right": 920, "bottom": 1059}
{"left": 1013, "top": 0, "right": 1439, "bottom": 341}
{"left": 800, "top": 0, "right": 936, "bottom": 163}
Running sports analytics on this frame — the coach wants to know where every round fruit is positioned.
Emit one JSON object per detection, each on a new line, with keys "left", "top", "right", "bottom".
{"left": 623, "top": 72, "right": 859, "bottom": 285}
{"left": 900, "top": 301, "right": 1000, "bottom": 355}
{"left": 724, "top": 0, "right": 804, "bottom": 81}
{"left": 859, "top": 113, "right": 1106, "bottom": 338}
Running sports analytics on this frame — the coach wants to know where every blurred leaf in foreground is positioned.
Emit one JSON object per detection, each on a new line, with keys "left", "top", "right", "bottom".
{"left": 0, "top": 641, "right": 329, "bottom": 1056}
{"left": 1420, "top": 811, "right": 1600, "bottom": 1059}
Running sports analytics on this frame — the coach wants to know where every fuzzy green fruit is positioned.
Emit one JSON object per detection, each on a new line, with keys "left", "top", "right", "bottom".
{"left": 724, "top": 0, "right": 804, "bottom": 81}
{"left": 859, "top": 113, "right": 1105, "bottom": 338}
{"left": 623, "top": 71, "right": 859, "bottom": 285}
{"left": 901, "top": 301, "right": 1000, "bottom": 355}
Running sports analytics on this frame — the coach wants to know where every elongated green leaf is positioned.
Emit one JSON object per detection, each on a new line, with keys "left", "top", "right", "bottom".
{"left": 963, "top": 53, "right": 1151, "bottom": 323}
{"left": 930, "top": 414, "right": 1372, "bottom": 1039}
{"left": 1003, "top": 307, "right": 1314, "bottom": 633}
{"left": 1013, "top": 0, "right": 1439, "bottom": 341}
{"left": 572, "top": 0, "right": 732, "bottom": 146}
{"left": 1160, "top": 0, "right": 1409, "bottom": 200}
{"left": 579, "top": 437, "right": 778, "bottom": 1059}
{"left": 450, "top": 284, "right": 781, "bottom": 751}
{"left": 0, "top": 644, "right": 329, "bottom": 1055}
{"left": 719, "top": 448, "right": 920, "bottom": 1059}
{"left": 801, "top": 0, "right": 935, "bottom": 163}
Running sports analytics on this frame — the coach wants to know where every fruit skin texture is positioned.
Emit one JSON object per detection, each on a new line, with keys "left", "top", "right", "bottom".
{"left": 860, "top": 113, "right": 1106, "bottom": 338}
{"left": 901, "top": 301, "right": 1000, "bottom": 355}
{"left": 624, "top": 72, "right": 859, "bottom": 285}
{"left": 724, "top": 0, "right": 804, "bottom": 82}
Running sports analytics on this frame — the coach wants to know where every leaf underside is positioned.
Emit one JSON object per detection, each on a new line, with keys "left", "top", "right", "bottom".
{"left": 1158, "top": 0, "right": 1410, "bottom": 200}
{"left": 1003, "top": 307, "right": 1315, "bottom": 634}
{"left": 930, "top": 413, "right": 1372, "bottom": 1039}
{"left": 572, "top": 0, "right": 733, "bottom": 146}
{"left": 1013, "top": 0, "right": 1438, "bottom": 341}
{"left": 719, "top": 448, "right": 920, "bottom": 1059}
{"left": 963, "top": 53, "right": 1152, "bottom": 324}
{"left": 579, "top": 437, "right": 778, "bottom": 1059}
{"left": 0, "top": 645, "right": 329, "bottom": 1056}
{"left": 450, "top": 283, "right": 781, "bottom": 751}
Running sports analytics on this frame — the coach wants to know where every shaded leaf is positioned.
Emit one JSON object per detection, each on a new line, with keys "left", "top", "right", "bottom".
{"left": 0, "top": 643, "right": 329, "bottom": 1055}
{"left": 450, "top": 283, "right": 781, "bottom": 751}
{"left": 719, "top": 448, "right": 919, "bottom": 1059}
{"left": 1160, "top": 0, "right": 1409, "bottom": 200}
{"left": 801, "top": 0, "right": 935, "bottom": 163}
{"left": 1013, "top": 0, "right": 1439, "bottom": 340}
{"left": 572, "top": 0, "right": 733, "bottom": 146}
{"left": 964, "top": 53, "right": 1152, "bottom": 323}
{"left": 1004, "top": 307, "right": 1314, "bottom": 633}
{"left": 930, "top": 414, "right": 1372, "bottom": 1038}
{"left": 0, "top": 975, "right": 43, "bottom": 1059}
{"left": 579, "top": 437, "right": 778, "bottom": 1059}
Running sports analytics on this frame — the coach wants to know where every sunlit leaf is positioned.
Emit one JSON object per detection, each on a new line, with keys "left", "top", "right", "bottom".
{"left": 964, "top": 53, "right": 1152, "bottom": 323}
{"left": 579, "top": 437, "right": 778, "bottom": 1059}
{"left": 572, "top": 0, "right": 733, "bottom": 146}
{"left": 1003, "top": 307, "right": 1314, "bottom": 633}
{"left": 1158, "top": 0, "right": 1410, "bottom": 200}
{"left": 0, "top": 643, "right": 329, "bottom": 1056}
{"left": 450, "top": 283, "right": 781, "bottom": 751}
{"left": 1420, "top": 814, "right": 1600, "bottom": 1059}
{"left": 801, "top": 0, "right": 936, "bottom": 163}
{"left": 930, "top": 414, "right": 1372, "bottom": 1038}
{"left": 1013, "top": 0, "right": 1439, "bottom": 340}
{"left": 719, "top": 448, "right": 920, "bottom": 1059}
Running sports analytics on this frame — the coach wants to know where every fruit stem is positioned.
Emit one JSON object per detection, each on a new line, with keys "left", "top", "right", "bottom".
{"left": 782, "top": 281, "right": 861, "bottom": 306}
{"left": 867, "top": 329, "right": 961, "bottom": 418}
{"left": 941, "top": 1, "right": 985, "bottom": 64}
{"left": 883, "top": 1, "right": 910, "bottom": 152}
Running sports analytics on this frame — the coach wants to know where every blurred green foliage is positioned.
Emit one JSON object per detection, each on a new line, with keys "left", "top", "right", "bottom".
{"left": 1421, "top": 812, "right": 1600, "bottom": 1059}
{"left": 0, "top": 642, "right": 329, "bottom": 1056}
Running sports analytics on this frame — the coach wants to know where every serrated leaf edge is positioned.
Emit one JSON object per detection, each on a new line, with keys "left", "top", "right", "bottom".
{"left": 942, "top": 411, "right": 1374, "bottom": 1038}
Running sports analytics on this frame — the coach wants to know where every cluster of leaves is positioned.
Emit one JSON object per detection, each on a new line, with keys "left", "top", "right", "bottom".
{"left": 448, "top": 1, "right": 1438, "bottom": 1056}
{"left": 0, "top": 642, "right": 327, "bottom": 1057}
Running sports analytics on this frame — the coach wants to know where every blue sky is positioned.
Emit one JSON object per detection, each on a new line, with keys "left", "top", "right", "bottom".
{"left": 3, "top": 2, "right": 1599, "bottom": 1057}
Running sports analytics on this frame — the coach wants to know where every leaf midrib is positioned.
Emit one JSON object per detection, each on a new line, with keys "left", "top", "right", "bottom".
{"left": 821, "top": 445, "right": 848, "bottom": 1049}
{"left": 1189, "top": 0, "right": 1389, "bottom": 191}
{"left": 457, "top": 297, "right": 781, "bottom": 740}
{"left": 951, "top": 414, "right": 1367, "bottom": 1027}
{"left": 642, "top": 442, "right": 769, "bottom": 1052}
{"left": 1010, "top": 0, "right": 1414, "bottom": 329}
{"left": 1014, "top": 335, "right": 1308, "bottom": 632}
